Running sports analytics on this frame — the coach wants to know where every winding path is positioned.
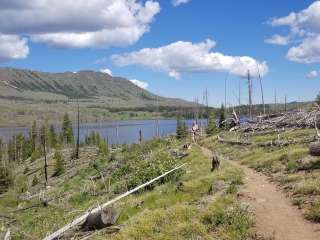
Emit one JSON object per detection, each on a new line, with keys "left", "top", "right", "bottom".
{"left": 201, "top": 147, "right": 320, "bottom": 240}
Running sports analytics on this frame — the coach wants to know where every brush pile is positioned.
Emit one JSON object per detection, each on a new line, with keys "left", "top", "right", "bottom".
{"left": 235, "top": 109, "right": 320, "bottom": 133}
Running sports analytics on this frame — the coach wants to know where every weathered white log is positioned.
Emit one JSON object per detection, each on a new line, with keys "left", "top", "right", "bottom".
{"left": 4, "top": 229, "right": 10, "bottom": 240}
{"left": 43, "top": 163, "right": 187, "bottom": 240}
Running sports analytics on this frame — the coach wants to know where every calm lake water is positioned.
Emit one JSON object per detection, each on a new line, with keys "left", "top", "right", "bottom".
{"left": 0, "top": 119, "right": 207, "bottom": 145}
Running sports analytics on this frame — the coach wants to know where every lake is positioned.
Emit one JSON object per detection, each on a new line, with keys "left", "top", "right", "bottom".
{"left": 0, "top": 119, "right": 207, "bottom": 145}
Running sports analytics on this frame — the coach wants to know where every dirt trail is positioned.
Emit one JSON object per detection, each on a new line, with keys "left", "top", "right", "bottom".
{"left": 201, "top": 147, "right": 320, "bottom": 240}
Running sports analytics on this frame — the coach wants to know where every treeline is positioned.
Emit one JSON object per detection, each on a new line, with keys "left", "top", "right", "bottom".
{"left": 2, "top": 113, "right": 74, "bottom": 164}
{"left": 0, "top": 113, "right": 110, "bottom": 193}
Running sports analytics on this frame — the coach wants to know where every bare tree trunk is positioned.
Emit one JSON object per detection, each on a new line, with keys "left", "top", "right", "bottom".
{"left": 257, "top": 65, "right": 265, "bottom": 115}
{"left": 139, "top": 129, "right": 143, "bottom": 143}
{"left": 194, "top": 96, "right": 199, "bottom": 122}
{"left": 285, "top": 95, "right": 287, "bottom": 112}
{"left": 42, "top": 130, "right": 48, "bottom": 186}
{"left": 238, "top": 79, "right": 241, "bottom": 107}
{"left": 204, "top": 88, "right": 209, "bottom": 125}
{"left": 155, "top": 95, "right": 160, "bottom": 137}
{"left": 247, "top": 70, "right": 253, "bottom": 119}
{"left": 75, "top": 99, "right": 80, "bottom": 159}
{"left": 274, "top": 89, "right": 277, "bottom": 113}
{"left": 225, "top": 75, "right": 228, "bottom": 115}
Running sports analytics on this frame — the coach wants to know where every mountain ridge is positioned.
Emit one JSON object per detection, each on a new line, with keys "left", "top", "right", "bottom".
{"left": 0, "top": 67, "right": 194, "bottom": 108}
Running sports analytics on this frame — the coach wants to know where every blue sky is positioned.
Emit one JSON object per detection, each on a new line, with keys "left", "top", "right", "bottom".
{"left": 0, "top": 0, "right": 319, "bottom": 106}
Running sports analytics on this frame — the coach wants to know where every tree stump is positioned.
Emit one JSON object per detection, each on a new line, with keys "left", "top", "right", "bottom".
{"left": 211, "top": 154, "right": 220, "bottom": 172}
{"left": 309, "top": 143, "right": 320, "bottom": 156}
{"left": 81, "top": 207, "right": 118, "bottom": 231}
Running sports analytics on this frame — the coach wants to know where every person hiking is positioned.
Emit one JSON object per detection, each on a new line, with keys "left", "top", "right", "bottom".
{"left": 191, "top": 121, "right": 199, "bottom": 142}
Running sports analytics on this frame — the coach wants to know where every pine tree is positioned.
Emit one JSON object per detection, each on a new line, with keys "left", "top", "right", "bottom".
{"left": 176, "top": 115, "right": 183, "bottom": 139}
{"left": 218, "top": 104, "right": 226, "bottom": 129}
{"left": 30, "top": 121, "right": 38, "bottom": 152}
{"left": 0, "top": 165, "right": 12, "bottom": 193}
{"left": 62, "top": 113, "right": 74, "bottom": 144}
{"left": 316, "top": 93, "right": 320, "bottom": 105}
{"left": 15, "top": 134, "right": 25, "bottom": 163}
{"left": 206, "top": 110, "right": 217, "bottom": 136}
{"left": 0, "top": 138, "right": 3, "bottom": 162}
{"left": 182, "top": 121, "right": 188, "bottom": 138}
{"left": 40, "top": 125, "right": 48, "bottom": 184}
{"left": 98, "top": 139, "right": 109, "bottom": 156}
{"left": 176, "top": 115, "right": 188, "bottom": 139}
{"left": 32, "top": 175, "right": 39, "bottom": 186}
{"left": 53, "top": 151, "right": 64, "bottom": 176}
{"left": 7, "top": 137, "right": 16, "bottom": 162}
{"left": 48, "top": 124, "right": 57, "bottom": 148}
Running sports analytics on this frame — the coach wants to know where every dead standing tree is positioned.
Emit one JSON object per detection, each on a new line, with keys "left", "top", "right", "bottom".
{"left": 75, "top": 99, "right": 80, "bottom": 159}
{"left": 224, "top": 75, "right": 228, "bottom": 115}
{"left": 203, "top": 88, "right": 209, "bottom": 125}
{"left": 247, "top": 70, "right": 253, "bottom": 119}
{"left": 193, "top": 96, "right": 200, "bottom": 122}
{"left": 257, "top": 65, "right": 266, "bottom": 115}
{"left": 238, "top": 78, "right": 241, "bottom": 107}
{"left": 274, "top": 89, "right": 278, "bottom": 113}
{"left": 285, "top": 95, "right": 287, "bottom": 112}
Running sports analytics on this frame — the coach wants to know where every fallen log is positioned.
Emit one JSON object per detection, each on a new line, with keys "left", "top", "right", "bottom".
{"left": 309, "top": 142, "right": 320, "bottom": 156}
{"left": 4, "top": 229, "right": 10, "bottom": 240}
{"left": 43, "top": 163, "right": 187, "bottom": 240}
{"left": 217, "top": 135, "right": 251, "bottom": 146}
{"left": 257, "top": 140, "right": 289, "bottom": 147}
{"left": 81, "top": 207, "right": 118, "bottom": 231}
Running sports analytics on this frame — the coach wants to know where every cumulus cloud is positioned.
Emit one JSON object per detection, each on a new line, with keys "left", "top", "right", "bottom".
{"left": 172, "top": 0, "right": 191, "bottom": 7}
{"left": 112, "top": 39, "right": 268, "bottom": 79}
{"left": 0, "top": 35, "right": 29, "bottom": 62}
{"left": 267, "top": 1, "right": 320, "bottom": 63}
{"left": 129, "top": 79, "right": 149, "bottom": 89}
{"left": 306, "top": 70, "right": 319, "bottom": 78}
{"left": 100, "top": 68, "right": 113, "bottom": 76}
{"left": 264, "top": 34, "right": 290, "bottom": 46}
{"left": 270, "top": 1, "right": 320, "bottom": 34}
{"left": 287, "top": 35, "right": 320, "bottom": 63}
{"left": 0, "top": 0, "right": 160, "bottom": 49}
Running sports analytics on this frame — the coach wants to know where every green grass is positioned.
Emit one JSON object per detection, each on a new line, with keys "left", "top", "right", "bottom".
{"left": 305, "top": 199, "right": 320, "bottom": 222}
{"left": 0, "top": 138, "right": 255, "bottom": 239}
{"left": 94, "top": 145, "right": 251, "bottom": 240}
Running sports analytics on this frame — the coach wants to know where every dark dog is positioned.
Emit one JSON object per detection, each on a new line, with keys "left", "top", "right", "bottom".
{"left": 211, "top": 153, "right": 220, "bottom": 172}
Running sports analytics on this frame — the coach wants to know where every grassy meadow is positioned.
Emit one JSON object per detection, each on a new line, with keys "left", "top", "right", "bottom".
{"left": 0, "top": 136, "right": 259, "bottom": 240}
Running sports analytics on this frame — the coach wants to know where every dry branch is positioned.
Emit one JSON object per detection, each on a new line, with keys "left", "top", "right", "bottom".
{"left": 217, "top": 135, "right": 251, "bottom": 146}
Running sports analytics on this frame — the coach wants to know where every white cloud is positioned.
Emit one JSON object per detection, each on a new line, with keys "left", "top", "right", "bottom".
{"left": 0, "top": 0, "right": 160, "bottom": 49}
{"left": 129, "top": 79, "right": 149, "bottom": 89}
{"left": 112, "top": 39, "right": 268, "bottom": 79}
{"left": 267, "top": 1, "right": 320, "bottom": 63}
{"left": 0, "top": 35, "right": 29, "bottom": 62}
{"left": 172, "top": 0, "right": 191, "bottom": 7}
{"left": 287, "top": 35, "right": 320, "bottom": 63}
{"left": 100, "top": 68, "right": 113, "bottom": 76}
{"left": 306, "top": 70, "right": 319, "bottom": 78}
{"left": 264, "top": 34, "right": 290, "bottom": 46}
{"left": 270, "top": 1, "right": 320, "bottom": 34}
